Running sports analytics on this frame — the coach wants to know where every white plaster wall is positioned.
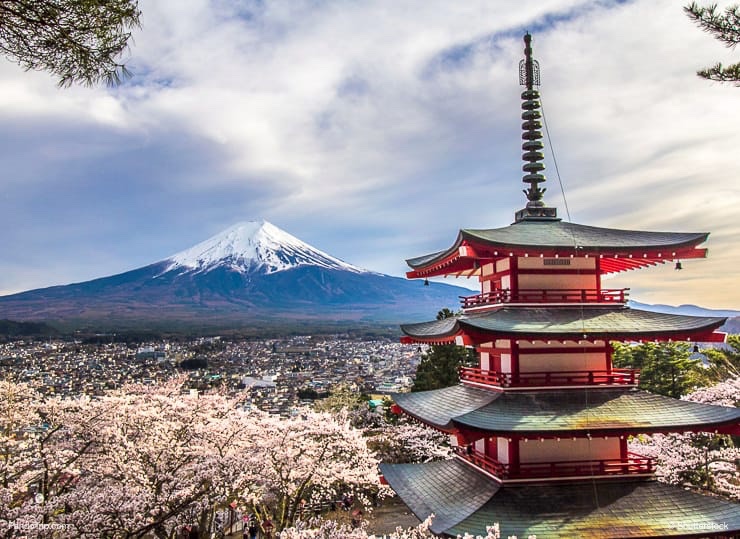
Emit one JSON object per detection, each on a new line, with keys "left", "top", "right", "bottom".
{"left": 518, "top": 273, "right": 596, "bottom": 290}
{"left": 482, "top": 263, "right": 495, "bottom": 276}
{"left": 519, "top": 438, "right": 620, "bottom": 463}
{"left": 474, "top": 438, "right": 486, "bottom": 453}
{"left": 496, "top": 259, "right": 510, "bottom": 272}
{"left": 518, "top": 352, "right": 606, "bottom": 373}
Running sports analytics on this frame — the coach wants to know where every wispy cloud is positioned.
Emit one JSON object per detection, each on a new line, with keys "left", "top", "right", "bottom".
{"left": 0, "top": 0, "right": 738, "bottom": 308}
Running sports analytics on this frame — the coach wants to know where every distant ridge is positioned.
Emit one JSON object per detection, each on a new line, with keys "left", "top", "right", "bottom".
{"left": 0, "top": 221, "right": 469, "bottom": 331}
{"left": 629, "top": 300, "right": 740, "bottom": 334}
{"left": 628, "top": 300, "right": 740, "bottom": 319}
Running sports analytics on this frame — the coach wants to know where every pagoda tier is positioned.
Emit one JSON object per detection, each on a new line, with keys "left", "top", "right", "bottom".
{"left": 400, "top": 307, "right": 727, "bottom": 345}
{"left": 392, "top": 385, "right": 740, "bottom": 437}
{"left": 379, "top": 460, "right": 740, "bottom": 538}
{"left": 391, "top": 386, "right": 739, "bottom": 484}
{"left": 399, "top": 310, "right": 726, "bottom": 392}
{"left": 406, "top": 221, "right": 709, "bottom": 279}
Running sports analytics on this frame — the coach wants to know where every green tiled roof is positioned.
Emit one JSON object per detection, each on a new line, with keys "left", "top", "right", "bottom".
{"left": 379, "top": 460, "right": 500, "bottom": 534}
{"left": 406, "top": 220, "right": 708, "bottom": 269}
{"left": 391, "top": 385, "right": 498, "bottom": 430}
{"left": 381, "top": 460, "right": 740, "bottom": 538}
{"left": 393, "top": 386, "right": 740, "bottom": 435}
{"left": 400, "top": 307, "right": 726, "bottom": 341}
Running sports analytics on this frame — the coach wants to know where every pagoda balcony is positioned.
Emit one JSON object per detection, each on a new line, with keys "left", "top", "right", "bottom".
{"left": 459, "top": 366, "right": 640, "bottom": 389}
{"left": 460, "top": 288, "right": 628, "bottom": 309}
{"left": 455, "top": 446, "right": 654, "bottom": 481}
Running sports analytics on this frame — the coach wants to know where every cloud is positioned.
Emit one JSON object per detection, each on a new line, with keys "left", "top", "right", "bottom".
{"left": 0, "top": 0, "right": 738, "bottom": 309}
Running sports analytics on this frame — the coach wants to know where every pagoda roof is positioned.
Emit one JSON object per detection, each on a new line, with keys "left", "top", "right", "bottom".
{"left": 400, "top": 307, "right": 726, "bottom": 344}
{"left": 406, "top": 220, "right": 709, "bottom": 277}
{"left": 392, "top": 386, "right": 740, "bottom": 435}
{"left": 380, "top": 459, "right": 740, "bottom": 537}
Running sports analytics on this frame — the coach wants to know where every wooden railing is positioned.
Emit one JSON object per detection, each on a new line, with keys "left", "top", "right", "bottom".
{"left": 455, "top": 446, "right": 653, "bottom": 480}
{"left": 459, "top": 367, "right": 640, "bottom": 388}
{"left": 460, "top": 288, "right": 629, "bottom": 309}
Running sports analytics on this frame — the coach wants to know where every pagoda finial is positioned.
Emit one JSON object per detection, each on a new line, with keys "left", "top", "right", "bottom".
{"left": 514, "top": 33, "right": 558, "bottom": 222}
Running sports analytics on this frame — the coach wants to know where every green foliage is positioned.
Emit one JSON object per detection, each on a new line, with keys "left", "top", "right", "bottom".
{"left": 411, "top": 344, "right": 475, "bottom": 392}
{"left": 0, "top": 0, "right": 140, "bottom": 86}
{"left": 612, "top": 341, "right": 731, "bottom": 397}
{"left": 0, "top": 319, "right": 59, "bottom": 338}
{"left": 685, "top": 2, "right": 740, "bottom": 84}
{"left": 411, "top": 309, "right": 475, "bottom": 392}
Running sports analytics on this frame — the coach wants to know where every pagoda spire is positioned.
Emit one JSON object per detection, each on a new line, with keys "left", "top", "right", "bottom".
{"left": 514, "top": 33, "right": 558, "bottom": 222}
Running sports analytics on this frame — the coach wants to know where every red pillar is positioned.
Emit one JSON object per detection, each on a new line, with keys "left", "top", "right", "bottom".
{"left": 508, "top": 437, "right": 520, "bottom": 477}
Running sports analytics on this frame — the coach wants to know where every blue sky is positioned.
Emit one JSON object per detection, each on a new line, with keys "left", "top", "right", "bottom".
{"left": 1, "top": 0, "right": 739, "bottom": 309}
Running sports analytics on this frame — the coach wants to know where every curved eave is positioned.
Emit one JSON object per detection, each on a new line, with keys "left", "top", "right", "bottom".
{"left": 379, "top": 460, "right": 501, "bottom": 535}
{"left": 400, "top": 308, "right": 727, "bottom": 345}
{"left": 381, "top": 462, "right": 740, "bottom": 538}
{"left": 451, "top": 388, "right": 740, "bottom": 437}
{"left": 394, "top": 386, "right": 740, "bottom": 437}
{"left": 446, "top": 478, "right": 740, "bottom": 538}
{"left": 405, "top": 223, "right": 709, "bottom": 278}
{"left": 391, "top": 385, "right": 500, "bottom": 432}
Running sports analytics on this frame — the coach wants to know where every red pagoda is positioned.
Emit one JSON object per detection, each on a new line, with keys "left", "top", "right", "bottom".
{"left": 380, "top": 34, "right": 740, "bottom": 538}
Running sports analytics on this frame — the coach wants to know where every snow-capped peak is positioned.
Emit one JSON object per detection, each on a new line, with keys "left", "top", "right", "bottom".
{"left": 165, "top": 220, "right": 369, "bottom": 275}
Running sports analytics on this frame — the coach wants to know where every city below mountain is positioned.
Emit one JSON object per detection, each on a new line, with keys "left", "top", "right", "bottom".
{"left": 0, "top": 221, "right": 470, "bottom": 332}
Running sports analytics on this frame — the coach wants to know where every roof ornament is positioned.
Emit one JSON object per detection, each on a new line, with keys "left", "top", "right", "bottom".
{"left": 514, "top": 33, "right": 558, "bottom": 223}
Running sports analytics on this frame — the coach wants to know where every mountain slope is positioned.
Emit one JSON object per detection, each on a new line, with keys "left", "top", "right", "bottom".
{"left": 629, "top": 300, "right": 740, "bottom": 334}
{"left": 0, "top": 221, "right": 469, "bottom": 330}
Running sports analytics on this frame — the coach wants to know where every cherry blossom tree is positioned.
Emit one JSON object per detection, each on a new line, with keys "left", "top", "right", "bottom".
{"left": 314, "top": 384, "right": 451, "bottom": 464}
{"left": 629, "top": 378, "right": 740, "bottom": 499}
{"left": 365, "top": 418, "right": 451, "bottom": 465}
{"left": 238, "top": 408, "right": 384, "bottom": 532}
{"left": 60, "top": 380, "right": 232, "bottom": 538}
{"left": 279, "top": 516, "right": 534, "bottom": 539}
{"left": 0, "top": 380, "right": 105, "bottom": 538}
{"left": 1, "top": 379, "right": 383, "bottom": 538}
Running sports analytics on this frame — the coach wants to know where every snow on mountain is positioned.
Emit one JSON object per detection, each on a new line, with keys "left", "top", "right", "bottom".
{"left": 165, "top": 220, "right": 369, "bottom": 275}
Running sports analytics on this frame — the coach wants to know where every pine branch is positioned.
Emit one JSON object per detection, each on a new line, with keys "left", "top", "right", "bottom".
{"left": 685, "top": 2, "right": 740, "bottom": 47}
{"left": 0, "top": 0, "right": 141, "bottom": 87}
{"left": 697, "top": 61, "right": 740, "bottom": 83}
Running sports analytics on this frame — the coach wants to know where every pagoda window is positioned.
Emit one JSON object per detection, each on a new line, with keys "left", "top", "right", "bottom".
{"left": 500, "top": 274, "right": 511, "bottom": 291}
{"left": 500, "top": 351, "right": 513, "bottom": 376}
{"left": 496, "top": 437, "right": 509, "bottom": 464}
{"left": 480, "top": 350, "right": 490, "bottom": 371}
{"left": 474, "top": 437, "right": 486, "bottom": 454}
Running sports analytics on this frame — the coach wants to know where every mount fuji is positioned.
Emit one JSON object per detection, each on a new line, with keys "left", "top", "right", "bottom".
{"left": 0, "top": 221, "right": 469, "bottom": 331}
